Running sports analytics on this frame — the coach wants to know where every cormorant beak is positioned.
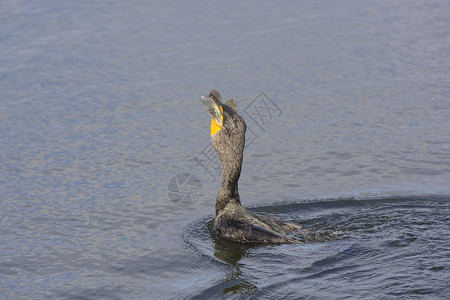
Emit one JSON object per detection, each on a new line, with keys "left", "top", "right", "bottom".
{"left": 200, "top": 95, "right": 223, "bottom": 136}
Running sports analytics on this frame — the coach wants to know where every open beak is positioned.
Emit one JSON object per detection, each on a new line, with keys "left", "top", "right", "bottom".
{"left": 200, "top": 95, "right": 222, "bottom": 126}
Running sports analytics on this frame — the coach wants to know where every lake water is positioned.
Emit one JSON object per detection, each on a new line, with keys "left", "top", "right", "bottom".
{"left": 1, "top": 1, "right": 449, "bottom": 299}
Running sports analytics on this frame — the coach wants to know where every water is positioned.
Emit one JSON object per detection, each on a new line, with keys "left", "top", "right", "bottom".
{"left": 1, "top": 0, "right": 449, "bottom": 299}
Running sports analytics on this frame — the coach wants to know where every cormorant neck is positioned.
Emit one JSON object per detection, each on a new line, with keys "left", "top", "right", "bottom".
{"left": 215, "top": 163, "right": 242, "bottom": 215}
{"left": 211, "top": 104, "right": 246, "bottom": 216}
{"left": 214, "top": 140, "right": 244, "bottom": 215}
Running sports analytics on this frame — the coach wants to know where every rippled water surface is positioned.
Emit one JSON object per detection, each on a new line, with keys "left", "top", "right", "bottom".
{"left": 1, "top": 1, "right": 449, "bottom": 299}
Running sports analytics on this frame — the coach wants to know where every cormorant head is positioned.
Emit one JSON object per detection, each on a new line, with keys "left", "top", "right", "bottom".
{"left": 200, "top": 90, "right": 246, "bottom": 162}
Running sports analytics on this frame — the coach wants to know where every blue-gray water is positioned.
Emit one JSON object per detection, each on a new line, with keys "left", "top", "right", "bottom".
{"left": 1, "top": 1, "right": 449, "bottom": 299}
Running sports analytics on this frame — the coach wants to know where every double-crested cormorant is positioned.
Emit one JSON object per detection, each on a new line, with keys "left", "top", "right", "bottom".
{"left": 201, "top": 90, "right": 302, "bottom": 244}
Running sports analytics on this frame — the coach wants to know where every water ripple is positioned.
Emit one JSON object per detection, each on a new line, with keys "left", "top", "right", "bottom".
{"left": 184, "top": 196, "right": 449, "bottom": 298}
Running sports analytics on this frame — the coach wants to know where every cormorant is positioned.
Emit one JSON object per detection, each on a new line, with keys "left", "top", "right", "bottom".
{"left": 201, "top": 90, "right": 302, "bottom": 244}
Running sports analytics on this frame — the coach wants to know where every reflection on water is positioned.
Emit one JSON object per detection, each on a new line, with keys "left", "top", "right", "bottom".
{"left": 211, "top": 232, "right": 259, "bottom": 296}
{"left": 212, "top": 230, "right": 248, "bottom": 267}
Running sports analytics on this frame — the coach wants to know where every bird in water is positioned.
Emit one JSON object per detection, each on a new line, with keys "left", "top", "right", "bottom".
{"left": 201, "top": 90, "right": 302, "bottom": 244}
